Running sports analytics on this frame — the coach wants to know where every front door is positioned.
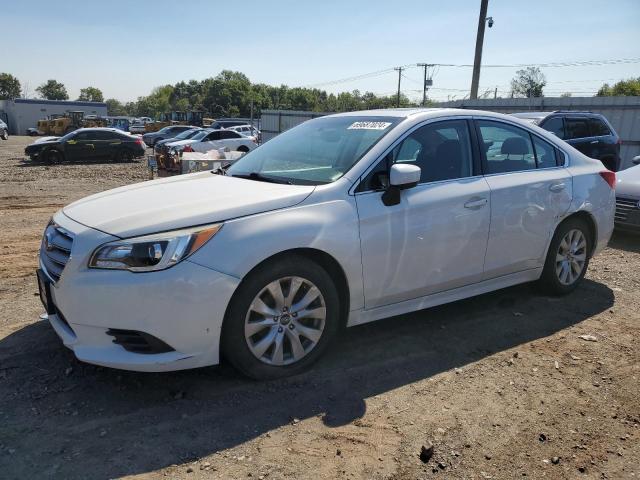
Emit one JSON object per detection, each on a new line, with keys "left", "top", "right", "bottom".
{"left": 355, "top": 119, "right": 491, "bottom": 309}
{"left": 475, "top": 119, "right": 573, "bottom": 279}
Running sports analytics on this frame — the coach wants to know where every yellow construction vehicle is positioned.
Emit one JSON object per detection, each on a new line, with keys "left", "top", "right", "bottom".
{"left": 144, "top": 112, "right": 172, "bottom": 133}
{"left": 35, "top": 111, "right": 107, "bottom": 136}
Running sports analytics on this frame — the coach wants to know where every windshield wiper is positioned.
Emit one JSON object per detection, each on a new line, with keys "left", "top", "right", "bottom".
{"left": 230, "top": 172, "right": 293, "bottom": 185}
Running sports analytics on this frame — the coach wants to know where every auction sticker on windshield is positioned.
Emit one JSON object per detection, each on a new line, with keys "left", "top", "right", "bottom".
{"left": 347, "top": 121, "right": 392, "bottom": 130}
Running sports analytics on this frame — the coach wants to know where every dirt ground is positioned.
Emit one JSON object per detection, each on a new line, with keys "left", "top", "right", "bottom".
{"left": 0, "top": 135, "right": 638, "bottom": 480}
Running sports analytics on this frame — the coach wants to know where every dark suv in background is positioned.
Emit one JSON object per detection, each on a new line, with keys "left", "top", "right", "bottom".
{"left": 511, "top": 111, "right": 621, "bottom": 171}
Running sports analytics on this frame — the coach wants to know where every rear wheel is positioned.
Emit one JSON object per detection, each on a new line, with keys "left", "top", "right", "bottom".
{"left": 222, "top": 255, "right": 340, "bottom": 379}
{"left": 0, "top": 129, "right": 7, "bottom": 140}
{"left": 237, "top": 145, "right": 250, "bottom": 153}
{"left": 538, "top": 218, "right": 591, "bottom": 295}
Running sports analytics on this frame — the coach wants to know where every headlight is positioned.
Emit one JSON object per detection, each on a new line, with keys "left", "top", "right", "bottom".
{"left": 89, "top": 224, "right": 222, "bottom": 272}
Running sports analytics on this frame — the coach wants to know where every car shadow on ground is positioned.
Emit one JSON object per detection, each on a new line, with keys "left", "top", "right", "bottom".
{"left": 609, "top": 231, "right": 640, "bottom": 254}
{"left": 0, "top": 279, "right": 614, "bottom": 479}
{"left": 16, "top": 157, "right": 142, "bottom": 167}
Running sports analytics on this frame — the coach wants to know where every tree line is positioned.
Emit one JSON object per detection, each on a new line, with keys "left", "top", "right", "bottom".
{"left": 1, "top": 70, "right": 639, "bottom": 119}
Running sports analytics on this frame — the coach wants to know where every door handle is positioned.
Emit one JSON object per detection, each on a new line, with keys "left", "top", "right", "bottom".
{"left": 549, "top": 182, "right": 566, "bottom": 192}
{"left": 590, "top": 140, "right": 599, "bottom": 144}
{"left": 464, "top": 197, "right": 488, "bottom": 209}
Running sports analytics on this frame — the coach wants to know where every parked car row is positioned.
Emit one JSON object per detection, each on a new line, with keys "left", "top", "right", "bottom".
{"left": 37, "top": 108, "right": 616, "bottom": 379}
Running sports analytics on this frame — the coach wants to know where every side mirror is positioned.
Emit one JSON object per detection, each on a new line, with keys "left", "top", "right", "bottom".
{"left": 382, "top": 163, "right": 421, "bottom": 206}
{"left": 632, "top": 156, "right": 640, "bottom": 166}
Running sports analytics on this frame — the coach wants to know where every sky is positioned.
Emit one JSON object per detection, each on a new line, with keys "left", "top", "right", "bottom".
{"left": 2, "top": 0, "right": 640, "bottom": 103}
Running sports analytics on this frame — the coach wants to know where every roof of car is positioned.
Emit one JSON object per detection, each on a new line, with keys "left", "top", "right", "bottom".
{"left": 511, "top": 110, "right": 600, "bottom": 120}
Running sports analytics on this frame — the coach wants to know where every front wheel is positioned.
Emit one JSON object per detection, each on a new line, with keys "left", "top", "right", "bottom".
{"left": 222, "top": 255, "right": 340, "bottom": 379}
{"left": 538, "top": 218, "right": 591, "bottom": 295}
{"left": 45, "top": 149, "right": 63, "bottom": 164}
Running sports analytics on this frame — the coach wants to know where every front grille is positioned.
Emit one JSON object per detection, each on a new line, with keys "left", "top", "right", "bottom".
{"left": 615, "top": 196, "right": 640, "bottom": 224}
{"left": 40, "top": 222, "right": 74, "bottom": 283}
{"left": 106, "top": 329, "right": 175, "bottom": 354}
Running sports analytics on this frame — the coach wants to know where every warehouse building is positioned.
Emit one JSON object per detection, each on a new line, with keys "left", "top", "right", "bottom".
{"left": 0, "top": 98, "right": 107, "bottom": 135}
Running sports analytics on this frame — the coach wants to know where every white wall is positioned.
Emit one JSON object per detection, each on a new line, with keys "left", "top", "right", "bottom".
{"left": 0, "top": 99, "right": 107, "bottom": 135}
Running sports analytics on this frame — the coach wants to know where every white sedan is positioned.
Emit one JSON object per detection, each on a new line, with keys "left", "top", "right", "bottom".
{"left": 37, "top": 108, "right": 615, "bottom": 379}
{"left": 166, "top": 129, "right": 256, "bottom": 154}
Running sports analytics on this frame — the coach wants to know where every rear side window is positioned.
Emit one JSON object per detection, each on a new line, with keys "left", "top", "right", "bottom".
{"left": 477, "top": 121, "right": 536, "bottom": 174}
{"left": 541, "top": 116, "right": 565, "bottom": 139}
{"left": 205, "top": 131, "right": 222, "bottom": 141}
{"left": 531, "top": 136, "right": 562, "bottom": 168}
{"left": 589, "top": 118, "right": 611, "bottom": 136}
{"left": 220, "top": 130, "right": 241, "bottom": 139}
{"left": 565, "top": 118, "right": 591, "bottom": 139}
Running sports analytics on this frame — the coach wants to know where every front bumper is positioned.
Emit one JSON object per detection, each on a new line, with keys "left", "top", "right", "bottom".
{"left": 614, "top": 196, "right": 640, "bottom": 233}
{"left": 40, "top": 211, "right": 240, "bottom": 372}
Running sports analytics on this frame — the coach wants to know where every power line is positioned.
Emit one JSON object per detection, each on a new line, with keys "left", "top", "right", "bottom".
{"left": 303, "top": 57, "right": 640, "bottom": 89}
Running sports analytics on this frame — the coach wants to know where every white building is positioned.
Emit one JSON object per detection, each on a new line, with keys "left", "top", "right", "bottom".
{"left": 0, "top": 98, "right": 107, "bottom": 135}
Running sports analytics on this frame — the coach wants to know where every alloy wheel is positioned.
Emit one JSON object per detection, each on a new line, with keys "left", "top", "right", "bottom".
{"left": 555, "top": 229, "right": 587, "bottom": 286}
{"left": 244, "top": 276, "right": 326, "bottom": 366}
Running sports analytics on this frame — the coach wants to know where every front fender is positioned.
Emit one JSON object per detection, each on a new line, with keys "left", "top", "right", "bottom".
{"left": 188, "top": 196, "right": 365, "bottom": 311}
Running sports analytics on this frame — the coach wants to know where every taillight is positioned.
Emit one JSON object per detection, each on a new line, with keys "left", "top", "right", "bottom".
{"left": 135, "top": 138, "right": 144, "bottom": 146}
{"left": 599, "top": 170, "right": 616, "bottom": 189}
{"left": 183, "top": 145, "right": 193, "bottom": 152}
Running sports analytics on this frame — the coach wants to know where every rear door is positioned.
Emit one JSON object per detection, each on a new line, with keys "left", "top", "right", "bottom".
{"left": 587, "top": 117, "right": 618, "bottom": 170}
{"left": 564, "top": 116, "right": 596, "bottom": 157}
{"left": 476, "top": 119, "right": 572, "bottom": 279}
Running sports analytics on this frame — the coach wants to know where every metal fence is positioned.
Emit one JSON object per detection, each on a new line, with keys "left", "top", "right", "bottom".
{"left": 260, "top": 110, "right": 328, "bottom": 142}
{"left": 260, "top": 98, "right": 640, "bottom": 169}
{"left": 435, "top": 96, "right": 640, "bottom": 169}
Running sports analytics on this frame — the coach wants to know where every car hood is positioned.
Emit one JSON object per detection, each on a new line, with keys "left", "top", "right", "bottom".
{"left": 34, "top": 136, "right": 60, "bottom": 144}
{"left": 62, "top": 172, "right": 315, "bottom": 238}
{"left": 28, "top": 140, "right": 59, "bottom": 149}
{"left": 616, "top": 165, "right": 640, "bottom": 198}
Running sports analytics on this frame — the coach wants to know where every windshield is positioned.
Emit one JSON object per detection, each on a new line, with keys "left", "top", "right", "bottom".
{"left": 190, "top": 130, "right": 209, "bottom": 141}
{"left": 59, "top": 131, "right": 77, "bottom": 142}
{"left": 158, "top": 126, "right": 173, "bottom": 134}
{"left": 227, "top": 116, "right": 399, "bottom": 184}
{"left": 174, "top": 129, "right": 199, "bottom": 140}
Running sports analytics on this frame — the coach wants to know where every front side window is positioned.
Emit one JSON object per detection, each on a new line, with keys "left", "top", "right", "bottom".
{"left": 589, "top": 118, "right": 611, "bottom": 136}
{"left": 228, "top": 116, "right": 400, "bottom": 185}
{"left": 392, "top": 120, "right": 473, "bottom": 182}
{"left": 205, "top": 131, "right": 222, "bottom": 141}
{"left": 477, "top": 120, "right": 536, "bottom": 174}
{"left": 565, "top": 118, "right": 591, "bottom": 139}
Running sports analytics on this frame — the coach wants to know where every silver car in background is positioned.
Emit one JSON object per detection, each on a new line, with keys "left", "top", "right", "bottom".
{"left": 0, "top": 118, "right": 8, "bottom": 140}
{"left": 615, "top": 156, "right": 640, "bottom": 232}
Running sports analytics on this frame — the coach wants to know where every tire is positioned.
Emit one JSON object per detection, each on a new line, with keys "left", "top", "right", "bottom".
{"left": 237, "top": 145, "right": 249, "bottom": 153}
{"left": 0, "top": 129, "right": 7, "bottom": 140}
{"left": 45, "top": 149, "right": 62, "bottom": 164}
{"left": 538, "top": 217, "right": 592, "bottom": 295}
{"left": 222, "top": 255, "right": 340, "bottom": 380}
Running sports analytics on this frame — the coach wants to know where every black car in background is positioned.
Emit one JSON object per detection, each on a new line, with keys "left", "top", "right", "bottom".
{"left": 511, "top": 111, "right": 622, "bottom": 171}
{"left": 141, "top": 125, "right": 196, "bottom": 147}
{"left": 25, "top": 128, "right": 146, "bottom": 163}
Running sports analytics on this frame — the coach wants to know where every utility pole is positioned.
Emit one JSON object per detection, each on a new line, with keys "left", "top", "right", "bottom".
{"left": 417, "top": 63, "right": 434, "bottom": 106}
{"left": 394, "top": 67, "right": 403, "bottom": 107}
{"left": 470, "top": 0, "right": 490, "bottom": 100}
